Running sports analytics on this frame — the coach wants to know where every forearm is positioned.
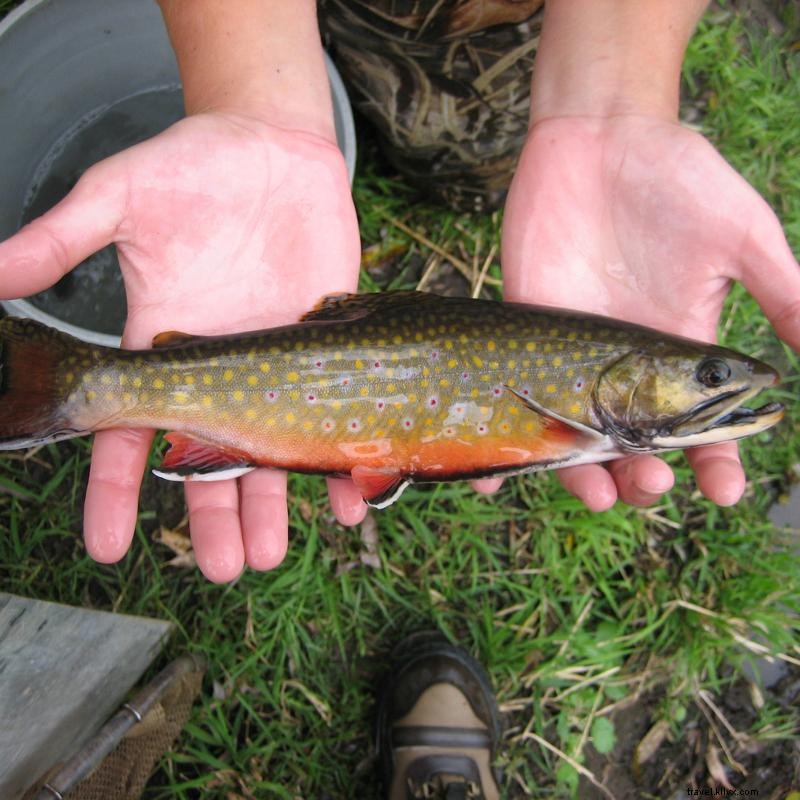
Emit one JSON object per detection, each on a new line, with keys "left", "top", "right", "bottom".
{"left": 157, "top": 0, "right": 335, "bottom": 141}
{"left": 531, "top": 0, "right": 710, "bottom": 122}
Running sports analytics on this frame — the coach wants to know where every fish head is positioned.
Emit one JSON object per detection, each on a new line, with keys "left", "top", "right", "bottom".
{"left": 592, "top": 342, "right": 784, "bottom": 451}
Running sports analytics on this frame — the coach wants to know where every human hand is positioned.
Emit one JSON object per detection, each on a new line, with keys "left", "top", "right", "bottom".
{"left": 0, "top": 112, "right": 365, "bottom": 580}
{"left": 501, "top": 114, "right": 799, "bottom": 509}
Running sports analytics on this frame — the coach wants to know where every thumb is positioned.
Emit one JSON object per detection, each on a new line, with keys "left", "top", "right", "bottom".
{"left": 0, "top": 159, "right": 126, "bottom": 299}
{"left": 738, "top": 197, "right": 800, "bottom": 352}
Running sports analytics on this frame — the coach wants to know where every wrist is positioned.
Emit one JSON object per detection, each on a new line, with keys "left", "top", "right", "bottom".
{"left": 531, "top": 0, "right": 709, "bottom": 123}
{"left": 158, "top": 0, "right": 336, "bottom": 142}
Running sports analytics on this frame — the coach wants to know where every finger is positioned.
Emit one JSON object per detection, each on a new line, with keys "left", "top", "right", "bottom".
{"left": 685, "top": 441, "right": 744, "bottom": 506}
{"left": 607, "top": 454, "right": 675, "bottom": 507}
{"left": 471, "top": 477, "right": 504, "bottom": 495}
{"left": 738, "top": 200, "right": 800, "bottom": 351}
{"left": 240, "top": 468, "right": 289, "bottom": 571}
{"left": 185, "top": 479, "right": 246, "bottom": 583}
{"left": 84, "top": 428, "right": 154, "bottom": 563}
{"left": 0, "top": 160, "right": 125, "bottom": 298}
{"left": 327, "top": 477, "right": 367, "bottom": 525}
{"left": 556, "top": 463, "right": 618, "bottom": 511}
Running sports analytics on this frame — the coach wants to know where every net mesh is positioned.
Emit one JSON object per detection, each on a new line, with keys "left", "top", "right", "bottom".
{"left": 67, "top": 667, "right": 202, "bottom": 800}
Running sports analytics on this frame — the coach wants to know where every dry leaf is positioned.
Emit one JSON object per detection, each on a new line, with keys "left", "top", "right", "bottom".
{"left": 634, "top": 719, "right": 671, "bottom": 766}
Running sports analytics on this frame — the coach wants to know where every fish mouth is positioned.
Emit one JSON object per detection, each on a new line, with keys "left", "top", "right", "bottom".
{"left": 651, "top": 387, "right": 785, "bottom": 448}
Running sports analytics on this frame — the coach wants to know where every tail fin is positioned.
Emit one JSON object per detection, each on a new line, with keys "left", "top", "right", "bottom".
{"left": 0, "top": 317, "right": 88, "bottom": 449}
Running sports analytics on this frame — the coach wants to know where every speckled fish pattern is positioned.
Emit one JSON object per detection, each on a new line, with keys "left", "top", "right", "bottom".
{"left": 0, "top": 292, "right": 782, "bottom": 505}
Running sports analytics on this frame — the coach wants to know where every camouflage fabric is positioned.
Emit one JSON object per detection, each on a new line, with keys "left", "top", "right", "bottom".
{"left": 319, "top": 0, "right": 544, "bottom": 211}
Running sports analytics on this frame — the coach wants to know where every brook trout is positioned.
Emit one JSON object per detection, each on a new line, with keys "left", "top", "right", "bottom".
{"left": 0, "top": 292, "right": 783, "bottom": 506}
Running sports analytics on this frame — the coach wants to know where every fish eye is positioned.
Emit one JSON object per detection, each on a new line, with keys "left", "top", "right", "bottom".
{"left": 696, "top": 357, "right": 732, "bottom": 388}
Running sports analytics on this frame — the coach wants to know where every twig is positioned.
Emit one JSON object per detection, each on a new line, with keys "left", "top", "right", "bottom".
{"left": 378, "top": 210, "right": 501, "bottom": 286}
{"left": 472, "top": 244, "right": 498, "bottom": 298}
{"left": 519, "top": 731, "right": 617, "bottom": 800}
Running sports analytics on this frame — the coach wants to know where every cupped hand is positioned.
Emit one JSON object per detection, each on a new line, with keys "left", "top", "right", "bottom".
{"left": 0, "top": 113, "right": 365, "bottom": 580}
{"left": 501, "top": 114, "right": 800, "bottom": 509}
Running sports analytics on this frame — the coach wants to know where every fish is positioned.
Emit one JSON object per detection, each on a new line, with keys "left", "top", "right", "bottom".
{"left": 0, "top": 291, "right": 784, "bottom": 507}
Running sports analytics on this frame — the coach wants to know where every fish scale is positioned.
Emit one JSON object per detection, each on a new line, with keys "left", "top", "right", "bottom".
{"left": 0, "top": 292, "right": 783, "bottom": 506}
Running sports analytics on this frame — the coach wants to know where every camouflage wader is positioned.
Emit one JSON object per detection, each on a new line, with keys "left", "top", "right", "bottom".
{"left": 319, "top": 0, "right": 544, "bottom": 212}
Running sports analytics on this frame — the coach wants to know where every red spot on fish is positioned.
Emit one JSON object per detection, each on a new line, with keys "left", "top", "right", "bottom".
{"left": 373, "top": 361, "right": 381, "bottom": 369}
{"left": 492, "top": 386, "right": 502, "bottom": 397}
{"left": 429, "top": 396, "right": 438, "bottom": 407}
{"left": 376, "top": 400, "right": 385, "bottom": 411}
{"left": 461, "top": 372, "right": 470, "bottom": 381}
{"left": 266, "top": 391, "right": 278, "bottom": 402}
{"left": 430, "top": 350, "right": 439, "bottom": 360}
{"left": 403, "top": 418, "right": 413, "bottom": 429}
{"left": 307, "top": 394, "right": 316, "bottom": 403}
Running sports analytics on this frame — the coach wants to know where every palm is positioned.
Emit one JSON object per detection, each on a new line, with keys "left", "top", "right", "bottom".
{"left": 0, "top": 113, "right": 364, "bottom": 580}
{"left": 502, "top": 115, "right": 799, "bottom": 508}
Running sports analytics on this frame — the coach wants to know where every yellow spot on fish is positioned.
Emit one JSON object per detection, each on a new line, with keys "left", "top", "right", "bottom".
{"left": 568, "top": 331, "right": 578, "bottom": 341}
{"left": 570, "top": 402, "right": 581, "bottom": 414}
{"left": 360, "top": 387, "right": 369, "bottom": 397}
{"left": 332, "top": 400, "right": 342, "bottom": 411}
{"left": 393, "top": 335, "right": 403, "bottom": 345}
{"left": 202, "top": 396, "right": 213, "bottom": 408}
{"left": 524, "top": 421, "right": 535, "bottom": 433}
{"left": 572, "top": 350, "right": 584, "bottom": 361}
{"left": 589, "top": 347, "right": 598, "bottom": 357}
{"left": 507, "top": 378, "right": 516, "bottom": 388}
{"left": 209, "top": 357, "right": 220, "bottom": 367}
{"left": 233, "top": 390, "right": 245, "bottom": 402}
{"left": 105, "top": 391, "right": 114, "bottom": 402}
{"left": 184, "top": 375, "right": 195, "bottom": 385}
{"left": 133, "top": 377, "right": 142, "bottom": 388}
{"left": 538, "top": 370, "right": 546, "bottom": 380}
{"left": 439, "top": 378, "right": 449, "bottom": 388}
{"left": 367, "top": 415, "right": 376, "bottom": 424}
{"left": 408, "top": 393, "right": 418, "bottom": 403}
{"left": 553, "top": 357, "right": 563, "bottom": 367}
{"left": 544, "top": 344, "right": 553, "bottom": 353}
{"left": 470, "top": 388, "right": 480, "bottom": 398}
{"left": 508, "top": 339, "right": 518, "bottom": 349}
{"left": 303, "top": 420, "right": 313, "bottom": 431}
{"left": 526, "top": 342, "right": 536, "bottom": 352}
{"left": 536, "top": 358, "right": 544, "bottom": 367}
{"left": 386, "top": 383, "right": 396, "bottom": 393}
{"left": 507, "top": 359, "right": 516, "bottom": 369}
{"left": 289, "top": 390, "right": 300, "bottom": 401}
{"left": 459, "top": 334, "right": 468, "bottom": 344}
{"left": 223, "top": 369, "right": 234, "bottom": 382}
{"left": 174, "top": 391, "right": 188, "bottom": 404}
{"left": 260, "top": 362, "right": 271, "bottom": 374}
{"left": 487, "top": 341, "right": 496, "bottom": 352}
{"left": 448, "top": 359, "right": 458, "bottom": 368}
{"left": 117, "top": 374, "right": 127, "bottom": 386}
{"left": 285, "top": 412, "right": 296, "bottom": 424}
{"left": 480, "top": 374, "right": 490, "bottom": 382}
{"left": 100, "top": 374, "right": 112, "bottom": 385}
{"left": 247, "top": 375, "right": 259, "bottom": 387}
{"left": 122, "top": 392, "right": 132, "bottom": 403}
{"left": 287, "top": 371, "right": 299, "bottom": 382}
{"left": 546, "top": 384, "right": 557, "bottom": 394}
{"left": 354, "top": 359, "right": 364, "bottom": 370}
{"left": 472, "top": 356, "right": 483, "bottom": 368}
{"left": 509, "top": 406, "right": 519, "bottom": 415}
{"left": 153, "top": 378, "right": 165, "bottom": 389}
{"left": 420, "top": 379, "right": 429, "bottom": 388}
{"left": 65, "top": 372, "right": 74, "bottom": 384}
{"left": 246, "top": 408, "right": 258, "bottom": 420}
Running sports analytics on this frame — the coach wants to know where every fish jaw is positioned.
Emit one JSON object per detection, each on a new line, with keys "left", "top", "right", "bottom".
{"left": 643, "top": 372, "right": 785, "bottom": 449}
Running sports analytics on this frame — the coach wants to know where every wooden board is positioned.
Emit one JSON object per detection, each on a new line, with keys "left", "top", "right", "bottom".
{"left": 0, "top": 593, "right": 173, "bottom": 799}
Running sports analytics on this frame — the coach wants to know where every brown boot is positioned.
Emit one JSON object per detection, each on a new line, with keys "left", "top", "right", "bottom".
{"left": 376, "top": 631, "right": 502, "bottom": 799}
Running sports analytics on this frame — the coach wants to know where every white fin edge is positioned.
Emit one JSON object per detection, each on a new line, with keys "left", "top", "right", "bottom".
{"left": 366, "top": 480, "right": 411, "bottom": 509}
{"left": 152, "top": 466, "right": 256, "bottom": 482}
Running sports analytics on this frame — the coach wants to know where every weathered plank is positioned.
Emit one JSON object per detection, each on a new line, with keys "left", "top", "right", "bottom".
{"left": 0, "top": 593, "right": 173, "bottom": 799}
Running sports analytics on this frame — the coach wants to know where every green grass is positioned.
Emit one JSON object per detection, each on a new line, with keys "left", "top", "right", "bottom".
{"left": 1, "top": 2, "right": 799, "bottom": 798}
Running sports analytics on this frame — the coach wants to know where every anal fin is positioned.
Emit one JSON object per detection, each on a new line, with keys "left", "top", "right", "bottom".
{"left": 350, "top": 464, "right": 409, "bottom": 508}
{"left": 153, "top": 432, "right": 256, "bottom": 482}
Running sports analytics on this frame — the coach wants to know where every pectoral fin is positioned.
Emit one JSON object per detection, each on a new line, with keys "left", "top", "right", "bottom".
{"left": 153, "top": 432, "right": 256, "bottom": 482}
{"left": 504, "top": 386, "right": 603, "bottom": 439}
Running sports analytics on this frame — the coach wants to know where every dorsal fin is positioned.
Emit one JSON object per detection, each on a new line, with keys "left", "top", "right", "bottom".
{"left": 152, "top": 330, "right": 208, "bottom": 349}
{"left": 300, "top": 291, "right": 435, "bottom": 322}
